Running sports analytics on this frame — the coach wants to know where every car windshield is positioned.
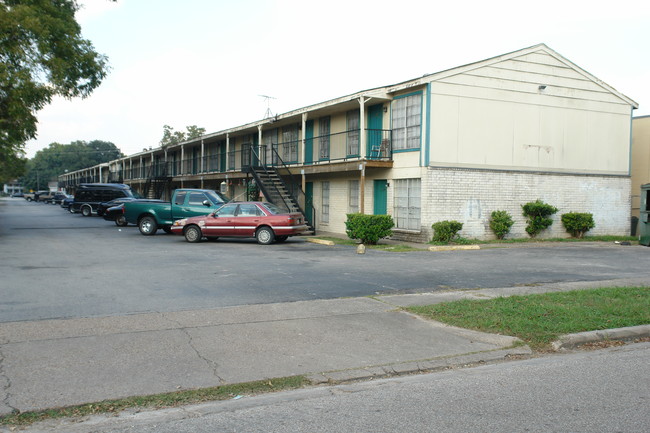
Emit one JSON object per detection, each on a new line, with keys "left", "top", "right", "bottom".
{"left": 261, "top": 202, "right": 286, "bottom": 215}
{"left": 206, "top": 190, "right": 229, "bottom": 205}
{"left": 130, "top": 191, "right": 144, "bottom": 199}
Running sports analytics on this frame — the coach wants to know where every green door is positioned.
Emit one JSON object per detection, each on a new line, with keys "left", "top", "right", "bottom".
{"left": 305, "top": 120, "right": 314, "bottom": 165}
{"left": 373, "top": 179, "right": 387, "bottom": 215}
{"left": 367, "top": 104, "right": 383, "bottom": 158}
{"left": 305, "top": 182, "right": 314, "bottom": 224}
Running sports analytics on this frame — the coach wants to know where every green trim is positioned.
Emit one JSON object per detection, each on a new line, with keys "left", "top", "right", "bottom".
{"left": 425, "top": 83, "right": 431, "bottom": 167}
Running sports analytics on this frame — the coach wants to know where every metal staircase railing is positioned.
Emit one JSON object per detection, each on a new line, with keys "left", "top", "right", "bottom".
{"left": 249, "top": 147, "right": 316, "bottom": 234}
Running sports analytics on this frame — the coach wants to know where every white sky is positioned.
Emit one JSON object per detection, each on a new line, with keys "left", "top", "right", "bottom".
{"left": 24, "top": 0, "right": 650, "bottom": 158}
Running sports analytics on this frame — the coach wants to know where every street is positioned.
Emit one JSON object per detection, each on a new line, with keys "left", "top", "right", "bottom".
{"left": 22, "top": 342, "right": 650, "bottom": 433}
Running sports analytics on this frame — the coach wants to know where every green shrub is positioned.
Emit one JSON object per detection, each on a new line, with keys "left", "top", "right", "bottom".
{"left": 431, "top": 220, "right": 463, "bottom": 243}
{"left": 561, "top": 212, "right": 595, "bottom": 238}
{"left": 345, "top": 213, "right": 394, "bottom": 245}
{"left": 522, "top": 200, "right": 558, "bottom": 237}
{"left": 489, "top": 210, "right": 514, "bottom": 239}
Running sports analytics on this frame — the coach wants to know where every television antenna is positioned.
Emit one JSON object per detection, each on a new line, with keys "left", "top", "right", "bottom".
{"left": 259, "top": 94, "right": 276, "bottom": 119}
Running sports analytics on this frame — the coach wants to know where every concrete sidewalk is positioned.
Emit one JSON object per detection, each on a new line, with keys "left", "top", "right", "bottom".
{"left": 1, "top": 277, "right": 648, "bottom": 416}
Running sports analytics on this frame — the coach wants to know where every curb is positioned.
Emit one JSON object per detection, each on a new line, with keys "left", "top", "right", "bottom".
{"left": 305, "top": 346, "right": 532, "bottom": 385}
{"left": 551, "top": 325, "right": 650, "bottom": 351}
{"left": 428, "top": 245, "right": 480, "bottom": 252}
{"left": 305, "top": 238, "right": 335, "bottom": 246}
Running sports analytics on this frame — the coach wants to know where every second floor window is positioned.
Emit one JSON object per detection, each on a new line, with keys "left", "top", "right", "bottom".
{"left": 282, "top": 125, "right": 299, "bottom": 163}
{"left": 392, "top": 93, "right": 422, "bottom": 151}
{"left": 347, "top": 110, "right": 360, "bottom": 156}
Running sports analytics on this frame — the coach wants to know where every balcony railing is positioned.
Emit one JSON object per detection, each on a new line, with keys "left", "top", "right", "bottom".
{"left": 96, "top": 129, "right": 392, "bottom": 183}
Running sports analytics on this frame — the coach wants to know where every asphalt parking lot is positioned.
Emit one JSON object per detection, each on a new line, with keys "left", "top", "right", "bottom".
{"left": 2, "top": 197, "right": 649, "bottom": 323}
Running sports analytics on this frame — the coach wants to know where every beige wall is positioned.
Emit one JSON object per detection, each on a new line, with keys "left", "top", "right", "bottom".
{"left": 428, "top": 51, "right": 632, "bottom": 175}
{"left": 632, "top": 116, "right": 650, "bottom": 218}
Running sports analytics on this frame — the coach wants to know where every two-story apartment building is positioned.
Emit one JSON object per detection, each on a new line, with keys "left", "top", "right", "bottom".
{"left": 60, "top": 44, "right": 637, "bottom": 241}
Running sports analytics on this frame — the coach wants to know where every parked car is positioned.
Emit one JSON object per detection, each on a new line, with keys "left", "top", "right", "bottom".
{"left": 11, "top": 192, "right": 24, "bottom": 198}
{"left": 123, "top": 188, "right": 229, "bottom": 236}
{"left": 61, "top": 196, "right": 75, "bottom": 210}
{"left": 103, "top": 204, "right": 128, "bottom": 226}
{"left": 71, "top": 183, "right": 142, "bottom": 216}
{"left": 96, "top": 197, "right": 140, "bottom": 217}
{"left": 37, "top": 191, "right": 56, "bottom": 203}
{"left": 50, "top": 192, "right": 71, "bottom": 205}
{"left": 170, "top": 201, "right": 307, "bottom": 245}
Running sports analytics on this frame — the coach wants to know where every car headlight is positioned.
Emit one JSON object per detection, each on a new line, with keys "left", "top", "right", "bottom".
{"left": 173, "top": 219, "right": 187, "bottom": 226}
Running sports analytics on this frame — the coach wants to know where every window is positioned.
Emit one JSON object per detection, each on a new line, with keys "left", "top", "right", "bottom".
{"left": 346, "top": 110, "right": 360, "bottom": 156}
{"left": 349, "top": 180, "right": 359, "bottom": 213}
{"left": 215, "top": 203, "right": 238, "bottom": 217}
{"left": 393, "top": 178, "right": 421, "bottom": 230}
{"left": 237, "top": 204, "right": 260, "bottom": 216}
{"left": 228, "top": 137, "right": 236, "bottom": 170}
{"left": 282, "top": 125, "right": 299, "bottom": 162}
{"left": 392, "top": 93, "right": 422, "bottom": 151}
{"left": 188, "top": 192, "right": 208, "bottom": 206}
{"left": 319, "top": 117, "right": 330, "bottom": 160}
{"left": 174, "top": 192, "right": 187, "bottom": 205}
{"left": 321, "top": 181, "right": 330, "bottom": 223}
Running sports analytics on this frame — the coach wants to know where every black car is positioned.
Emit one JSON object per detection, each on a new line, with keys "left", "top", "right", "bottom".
{"left": 96, "top": 197, "right": 140, "bottom": 218}
{"left": 71, "top": 183, "right": 142, "bottom": 216}
{"left": 50, "top": 192, "right": 72, "bottom": 205}
{"left": 104, "top": 204, "right": 128, "bottom": 226}
{"left": 61, "top": 196, "right": 75, "bottom": 210}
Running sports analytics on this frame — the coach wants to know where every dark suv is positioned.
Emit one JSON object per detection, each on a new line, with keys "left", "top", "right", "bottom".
{"left": 71, "top": 184, "right": 141, "bottom": 216}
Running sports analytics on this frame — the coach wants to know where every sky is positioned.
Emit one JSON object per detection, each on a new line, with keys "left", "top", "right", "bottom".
{"left": 23, "top": 0, "right": 650, "bottom": 158}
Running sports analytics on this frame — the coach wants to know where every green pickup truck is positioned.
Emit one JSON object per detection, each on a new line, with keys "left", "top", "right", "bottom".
{"left": 123, "top": 189, "right": 229, "bottom": 235}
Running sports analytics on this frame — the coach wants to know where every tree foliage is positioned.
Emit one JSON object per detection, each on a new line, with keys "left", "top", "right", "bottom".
{"left": 522, "top": 199, "right": 558, "bottom": 237}
{"left": 160, "top": 125, "right": 206, "bottom": 148}
{"left": 21, "top": 140, "right": 123, "bottom": 190}
{"left": 0, "top": 0, "right": 110, "bottom": 159}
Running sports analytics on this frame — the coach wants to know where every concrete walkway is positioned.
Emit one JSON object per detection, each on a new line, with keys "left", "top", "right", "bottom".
{"left": 2, "top": 277, "right": 649, "bottom": 416}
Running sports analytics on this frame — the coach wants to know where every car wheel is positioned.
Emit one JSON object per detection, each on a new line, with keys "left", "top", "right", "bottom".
{"left": 115, "top": 216, "right": 128, "bottom": 226}
{"left": 81, "top": 205, "right": 92, "bottom": 217}
{"left": 27, "top": 197, "right": 32, "bottom": 202}
{"left": 139, "top": 216, "right": 158, "bottom": 236}
{"left": 51, "top": 200, "right": 56, "bottom": 205}
{"left": 69, "top": 206, "right": 75, "bottom": 214}
{"left": 256, "top": 226, "right": 275, "bottom": 245}
{"left": 184, "top": 225, "right": 202, "bottom": 243}
{"left": 275, "top": 235, "right": 288, "bottom": 243}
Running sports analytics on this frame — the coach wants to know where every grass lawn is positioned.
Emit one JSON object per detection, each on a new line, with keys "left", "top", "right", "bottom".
{"left": 406, "top": 287, "right": 650, "bottom": 350}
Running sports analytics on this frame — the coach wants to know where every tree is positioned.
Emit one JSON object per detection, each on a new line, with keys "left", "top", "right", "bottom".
{"left": 160, "top": 125, "right": 206, "bottom": 148}
{"left": 21, "top": 140, "right": 123, "bottom": 191}
{"left": 0, "top": 1, "right": 110, "bottom": 161}
{"left": 0, "top": 147, "right": 26, "bottom": 184}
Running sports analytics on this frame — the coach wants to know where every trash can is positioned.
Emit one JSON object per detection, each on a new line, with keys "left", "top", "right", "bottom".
{"left": 640, "top": 183, "right": 650, "bottom": 246}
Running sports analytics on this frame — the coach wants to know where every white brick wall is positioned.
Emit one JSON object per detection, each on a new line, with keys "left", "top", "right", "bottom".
{"left": 416, "top": 168, "right": 631, "bottom": 240}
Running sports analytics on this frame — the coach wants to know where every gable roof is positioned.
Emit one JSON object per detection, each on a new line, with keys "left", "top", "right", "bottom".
{"left": 416, "top": 44, "right": 637, "bottom": 108}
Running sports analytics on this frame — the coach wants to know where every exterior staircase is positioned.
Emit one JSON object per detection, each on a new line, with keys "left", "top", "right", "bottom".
{"left": 246, "top": 148, "right": 315, "bottom": 234}
{"left": 143, "top": 163, "right": 172, "bottom": 199}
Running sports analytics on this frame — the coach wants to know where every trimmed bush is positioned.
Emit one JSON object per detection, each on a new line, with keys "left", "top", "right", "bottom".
{"left": 522, "top": 200, "right": 558, "bottom": 237}
{"left": 561, "top": 212, "right": 595, "bottom": 238}
{"left": 345, "top": 213, "right": 394, "bottom": 245}
{"left": 431, "top": 220, "right": 463, "bottom": 243}
{"left": 489, "top": 210, "right": 514, "bottom": 240}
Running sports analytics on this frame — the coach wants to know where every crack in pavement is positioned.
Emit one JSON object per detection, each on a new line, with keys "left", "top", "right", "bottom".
{"left": 0, "top": 343, "right": 19, "bottom": 415}
{"left": 161, "top": 313, "right": 225, "bottom": 385}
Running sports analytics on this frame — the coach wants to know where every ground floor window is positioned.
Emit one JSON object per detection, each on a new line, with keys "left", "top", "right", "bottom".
{"left": 349, "top": 180, "right": 359, "bottom": 213}
{"left": 393, "top": 178, "right": 421, "bottom": 230}
{"left": 322, "top": 181, "right": 330, "bottom": 223}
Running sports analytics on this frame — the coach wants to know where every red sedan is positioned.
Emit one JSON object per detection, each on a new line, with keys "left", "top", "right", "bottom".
{"left": 170, "top": 201, "right": 308, "bottom": 244}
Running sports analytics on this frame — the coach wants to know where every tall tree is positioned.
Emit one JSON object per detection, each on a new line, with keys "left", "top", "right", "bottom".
{"left": 0, "top": 0, "right": 110, "bottom": 163}
{"left": 160, "top": 125, "right": 206, "bottom": 148}
{"left": 21, "top": 140, "right": 122, "bottom": 190}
